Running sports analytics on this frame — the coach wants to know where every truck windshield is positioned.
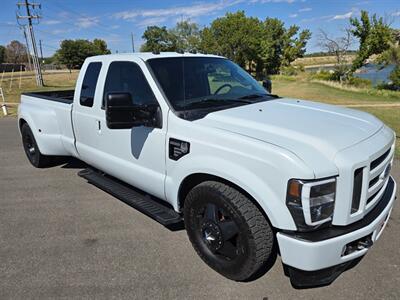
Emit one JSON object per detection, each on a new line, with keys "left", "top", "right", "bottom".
{"left": 147, "top": 57, "right": 271, "bottom": 111}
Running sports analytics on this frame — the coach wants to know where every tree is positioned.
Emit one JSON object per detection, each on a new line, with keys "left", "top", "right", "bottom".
{"left": 93, "top": 39, "right": 111, "bottom": 55}
{"left": 55, "top": 39, "right": 110, "bottom": 71}
{"left": 377, "top": 41, "right": 400, "bottom": 87}
{"left": 259, "top": 18, "right": 311, "bottom": 75}
{"left": 259, "top": 18, "right": 286, "bottom": 75}
{"left": 198, "top": 27, "right": 220, "bottom": 54}
{"left": 317, "top": 28, "right": 353, "bottom": 80}
{"left": 140, "top": 26, "right": 177, "bottom": 52}
{"left": 5, "top": 40, "right": 28, "bottom": 64}
{"left": 139, "top": 11, "right": 311, "bottom": 76}
{"left": 350, "top": 10, "right": 393, "bottom": 71}
{"left": 171, "top": 20, "right": 200, "bottom": 51}
{"left": 199, "top": 11, "right": 262, "bottom": 69}
{"left": 281, "top": 26, "right": 311, "bottom": 67}
{"left": 0, "top": 45, "right": 5, "bottom": 64}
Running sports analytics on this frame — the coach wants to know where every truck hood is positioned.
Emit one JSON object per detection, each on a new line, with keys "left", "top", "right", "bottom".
{"left": 197, "top": 98, "right": 383, "bottom": 176}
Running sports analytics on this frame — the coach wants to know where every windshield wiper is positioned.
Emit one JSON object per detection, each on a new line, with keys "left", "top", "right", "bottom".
{"left": 239, "top": 93, "right": 267, "bottom": 100}
{"left": 182, "top": 98, "right": 252, "bottom": 109}
{"left": 239, "top": 93, "right": 280, "bottom": 100}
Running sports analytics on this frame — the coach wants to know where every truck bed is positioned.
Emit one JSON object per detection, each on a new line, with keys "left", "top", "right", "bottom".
{"left": 22, "top": 90, "right": 74, "bottom": 104}
{"left": 19, "top": 90, "right": 77, "bottom": 158}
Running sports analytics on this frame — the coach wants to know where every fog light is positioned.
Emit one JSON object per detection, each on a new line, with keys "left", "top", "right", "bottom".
{"left": 342, "top": 234, "right": 373, "bottom": 256}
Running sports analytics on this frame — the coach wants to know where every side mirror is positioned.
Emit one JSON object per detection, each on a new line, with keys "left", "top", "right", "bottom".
{"left": 262, "top": 79, "right": 272, "bottom": 93}
{"left": 105, "top": 93, "right": 161, "bottom": 129}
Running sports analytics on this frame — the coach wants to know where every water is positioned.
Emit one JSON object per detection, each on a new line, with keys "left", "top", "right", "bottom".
{"left": 306, "top": 63, "right": 395, "bottom": 86}
{"left": 354, "top": 64, "right": 395, "bottom": 86}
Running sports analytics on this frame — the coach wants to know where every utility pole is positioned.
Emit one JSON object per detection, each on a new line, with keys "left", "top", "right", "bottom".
{"left": 131, "top": 32, "right": 135, "bottom": 52}
{"left": 20, "top": 25, "right": 32, "bottom": 71}
{"left": 16, "top": 0, "right": 44, "bottom": 86}
{"left": 39, "top": 39, "right": 44, "bottom": 63}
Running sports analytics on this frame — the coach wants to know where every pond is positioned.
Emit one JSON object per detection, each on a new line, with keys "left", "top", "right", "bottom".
{"left": 306, "top": 64, "right": 395, "bottom": 86}
{"left": 354, "top": 64, "right": 395, "bottom": 86}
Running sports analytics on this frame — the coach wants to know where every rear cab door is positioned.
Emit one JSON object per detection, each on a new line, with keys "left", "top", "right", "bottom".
{"left": 72, "top": 59, "right": 103, "bottom": 164}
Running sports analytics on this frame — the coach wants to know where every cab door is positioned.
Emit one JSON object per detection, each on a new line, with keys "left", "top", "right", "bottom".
{"left": 93, "top": 60, "right": 167, "bottom": 200}
{"left": 72, "top": 61, "right": 103, "bottom": 166}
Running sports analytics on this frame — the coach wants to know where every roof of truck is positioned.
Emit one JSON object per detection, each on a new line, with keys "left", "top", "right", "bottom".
{"left": 87, "top": 52, "right": 224, "bottom": 62}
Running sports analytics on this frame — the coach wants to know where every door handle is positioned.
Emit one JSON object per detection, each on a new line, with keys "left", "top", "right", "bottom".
{"left": 97, "top": 120, "right": 101, "bottom": 133}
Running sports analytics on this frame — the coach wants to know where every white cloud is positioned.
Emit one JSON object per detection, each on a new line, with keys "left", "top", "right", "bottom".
{"left": 251, "top": 0, "right": 296, "bottom": 3}
{"left": 51, "top": 29, "right": 73, "bottom": 35}
{"left": 332, "top": 11, "right": 353, "bottom": 20}
{"left": 137, "top": 17, "right": 169, "bottom": 27}
{"left": 76, "top": 17, "right": 99, "bottom": 29}
{"left": 42, "top": 20, "right": 62, "bottom": 25}
{"left": 392, "top": 11, "right": 400, "bottom": 17}
{"left": 289, "top": 13, "right": 298, "bottom": 18}
{"left": 114, "top": 0, "right": 243, "bottom": 21}
{"left": 298, "top": 7, "right": 312, "bottom": 12}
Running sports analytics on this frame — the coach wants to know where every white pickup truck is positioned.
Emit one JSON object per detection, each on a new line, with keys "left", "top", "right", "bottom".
{"left": 18, "top": 52, "right": 396, "bottom": 288}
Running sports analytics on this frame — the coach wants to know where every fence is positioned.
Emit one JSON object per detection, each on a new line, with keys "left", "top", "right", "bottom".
{"left": 0, "top": 64, "right": 26, "bottom": 73}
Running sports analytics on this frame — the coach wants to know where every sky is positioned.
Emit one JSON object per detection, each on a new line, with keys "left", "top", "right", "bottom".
{"left": 0, "top": 0, "right": 399, "bottom": 57}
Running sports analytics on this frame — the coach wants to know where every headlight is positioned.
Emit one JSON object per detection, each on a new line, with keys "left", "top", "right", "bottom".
{"left": 286, "top": 178, "right": 336, "bottom": 231}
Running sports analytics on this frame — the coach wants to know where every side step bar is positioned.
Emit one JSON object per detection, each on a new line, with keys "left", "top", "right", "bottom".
{"left": 78, "top": 168, "right": 182, "bottom": 226}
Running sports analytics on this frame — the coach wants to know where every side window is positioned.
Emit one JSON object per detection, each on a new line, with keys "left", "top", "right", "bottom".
{"left": 80, "top": 62, "right": 102, "bottom": 107}
{"left": 103, "top": 61, "right": 157, "bottom": 107}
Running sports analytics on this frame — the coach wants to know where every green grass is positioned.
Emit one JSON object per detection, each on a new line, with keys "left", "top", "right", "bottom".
{"left": 292, "top": 54, "right": 355, "bottom": 67}
{"left": 271, "top": 74, "right": 400, "bottom": 105}
{"left": 0, "top": 71, "right": 78, "bottom": 106}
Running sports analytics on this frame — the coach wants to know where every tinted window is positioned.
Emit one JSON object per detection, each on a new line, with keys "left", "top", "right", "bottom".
{"left": 148, "top": 57, "right": 268, "bottom": 111}
{"left": 80, "top": 62, "right": 102, "bottom": 107}
{"left": 103, "top": 61, "right": 157, "bottom": 107}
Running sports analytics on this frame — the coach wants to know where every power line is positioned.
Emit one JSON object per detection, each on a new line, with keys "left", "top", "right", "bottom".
{"left": 41, "top": 0, "right": 118, "bottom": 36}
{"left": 16, "top": 1, "right": 44, "bottom": 86}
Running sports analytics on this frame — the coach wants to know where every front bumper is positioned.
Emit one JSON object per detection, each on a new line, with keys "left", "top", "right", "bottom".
{"left": 277, "top": 176, "right": 397, "bottom": 288}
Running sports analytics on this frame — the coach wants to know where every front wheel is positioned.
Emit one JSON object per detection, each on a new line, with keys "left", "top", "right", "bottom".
{"left": 184, "top": 181, "right": 274, "bottom": 281}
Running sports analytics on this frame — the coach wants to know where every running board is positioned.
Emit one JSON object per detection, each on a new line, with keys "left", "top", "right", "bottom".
{"left": 78, "top": 168, "right": 182, "bottom": 226}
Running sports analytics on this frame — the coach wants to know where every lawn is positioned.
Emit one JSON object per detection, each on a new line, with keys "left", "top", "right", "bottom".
{"left": 271, "top": 75, "right": 400, "bottom": 105}
{"left": 1, "top": 70, "right": 78, "bottom": 104}
{"left": 292, "top": 54, "right": 355, "bottom": 67}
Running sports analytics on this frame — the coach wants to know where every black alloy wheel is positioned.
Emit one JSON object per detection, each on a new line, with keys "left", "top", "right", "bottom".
{"left": 184, "top": 181, "right": 274, "bottom": 281}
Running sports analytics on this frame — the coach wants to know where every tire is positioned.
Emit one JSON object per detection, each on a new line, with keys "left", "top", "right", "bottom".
{"left": 21, "top": 123, "right": 51, "bottom": 168}
{"left": 184, "top": 181, "right": 274, "bottom": 281}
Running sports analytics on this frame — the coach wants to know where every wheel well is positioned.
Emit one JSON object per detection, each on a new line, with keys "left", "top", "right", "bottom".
{"left": 178, "top": 173, "right": 273, "bottom": 227}
{"left": 19, "top": 118, "right": 27, "bottom": 132}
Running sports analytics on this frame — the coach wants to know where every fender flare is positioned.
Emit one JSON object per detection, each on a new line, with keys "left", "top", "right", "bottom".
{"left": 165, "top": 155, "right": 297, "bottom": 231}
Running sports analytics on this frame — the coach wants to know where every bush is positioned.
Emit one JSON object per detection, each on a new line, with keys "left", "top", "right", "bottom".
{"left": 311, "top": 70, "right": 336, "bottom": 81}
{"left": 280, "top": 65, "right": 299, "bottom": 76}
{"left": 389, "top": 65, "right": 400, "bottom": 88}
{"left": 346, "top": 76, "right": 372, "bottom": 88}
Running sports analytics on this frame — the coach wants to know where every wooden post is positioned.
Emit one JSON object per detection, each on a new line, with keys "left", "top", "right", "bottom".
{"left": 19, "top": 65, "right": 23, "bottom": 89}
{"left": 0, "top": 70, "right": 4, "bottom": 87}
{"left": 0, "top": 87, "right": 8, "bottom": 116}
{"left": 9, "top": 69, "right": 14, "bottom": 90}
